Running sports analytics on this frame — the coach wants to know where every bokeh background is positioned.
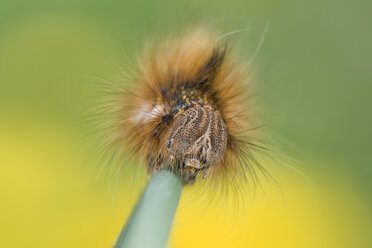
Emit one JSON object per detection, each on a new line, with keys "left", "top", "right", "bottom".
{"left": 0, "top": 0, "right": 371, "bottom": 247}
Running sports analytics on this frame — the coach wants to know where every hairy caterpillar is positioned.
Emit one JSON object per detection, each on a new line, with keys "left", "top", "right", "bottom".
{"left": 103, "top": 27, "right": 269, "bottom": 187}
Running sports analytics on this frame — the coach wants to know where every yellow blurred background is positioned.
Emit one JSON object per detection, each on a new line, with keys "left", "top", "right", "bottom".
{"left": 0, "top": 0, "right": 371, "bottom": 247}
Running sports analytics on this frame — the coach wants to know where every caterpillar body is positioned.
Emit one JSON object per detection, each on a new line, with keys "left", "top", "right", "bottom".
{"left": 114, "top": 28, "right": 263, "bottom": 185}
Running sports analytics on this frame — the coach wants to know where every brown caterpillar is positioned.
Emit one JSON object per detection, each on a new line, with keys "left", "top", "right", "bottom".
{"left": 109, "top": 28, "right": 266, "bottom": 186}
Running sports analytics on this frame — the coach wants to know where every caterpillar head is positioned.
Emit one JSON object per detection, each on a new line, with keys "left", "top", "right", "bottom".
{"left": 165, "top": 105, "right": 227, "bottom": 184}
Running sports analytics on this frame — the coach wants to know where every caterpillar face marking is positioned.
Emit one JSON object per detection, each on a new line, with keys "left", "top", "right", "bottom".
{"left": 120, "top": 29, "right": 257, "bottom": 185}
{"left": 165, "top": 105, "right": 227, "bottom": 184}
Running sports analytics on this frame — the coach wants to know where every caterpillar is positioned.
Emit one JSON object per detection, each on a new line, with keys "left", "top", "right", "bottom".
{"left": 107, "top": 27, "right": 267, "bottom": 186}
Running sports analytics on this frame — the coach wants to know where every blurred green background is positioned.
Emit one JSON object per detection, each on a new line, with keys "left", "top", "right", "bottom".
{"left": 0, "top": 0, "right": 371, "bottom": 247}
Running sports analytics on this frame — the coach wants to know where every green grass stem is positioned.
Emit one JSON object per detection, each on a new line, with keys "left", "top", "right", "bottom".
{"left": 114, "top": 170, "right": 182, "bottom": 248}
